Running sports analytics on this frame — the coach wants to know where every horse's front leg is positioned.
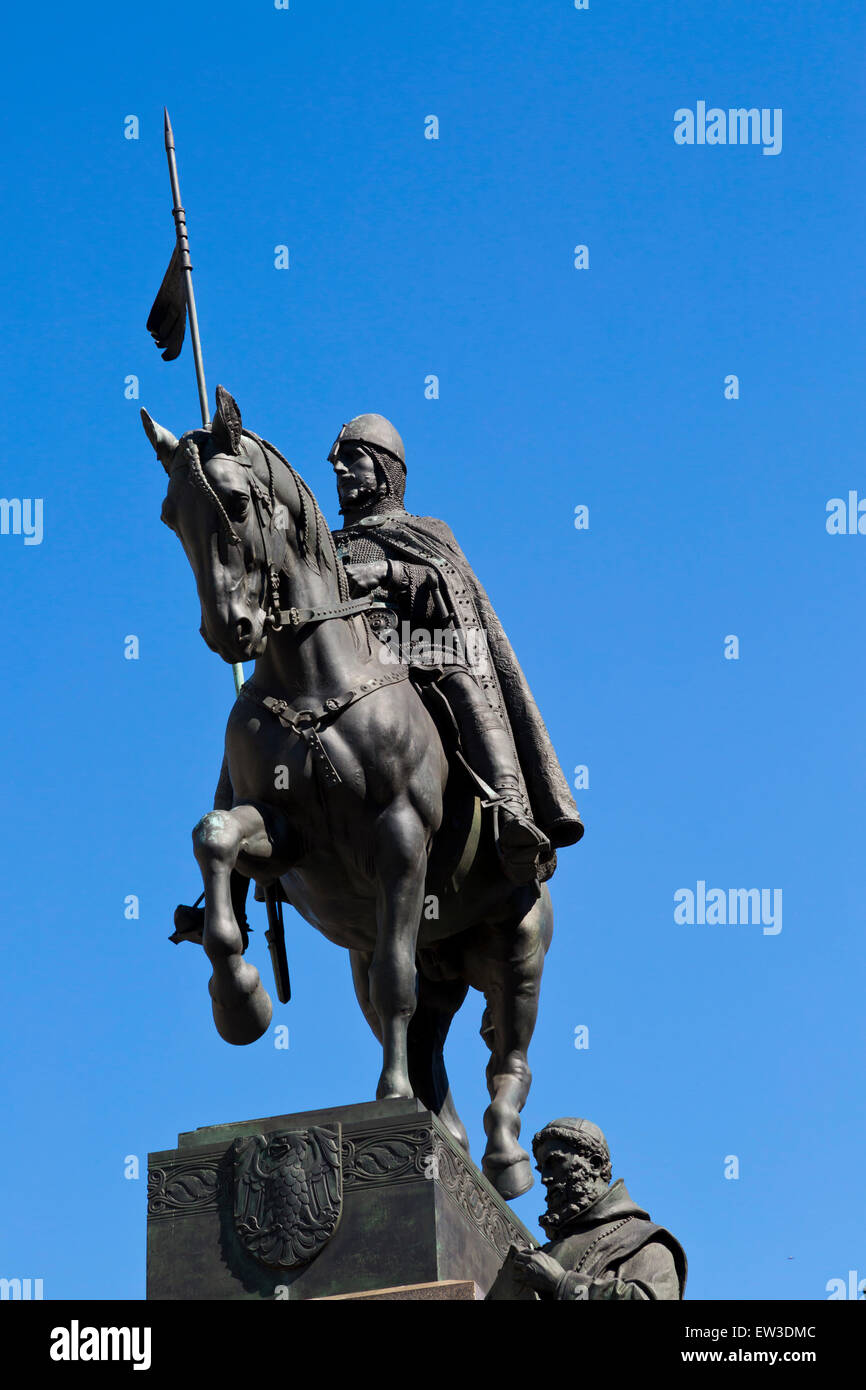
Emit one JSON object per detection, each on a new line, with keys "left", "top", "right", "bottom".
{"left": 192, "top": 803, "right": 289, "bottom": 1045}
{"left": 370, "top": 802, "right": 428, "bottom": 1100}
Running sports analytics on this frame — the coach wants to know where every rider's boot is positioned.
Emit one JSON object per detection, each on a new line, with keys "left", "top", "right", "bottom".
{"left": 439, "top": 671, "right": 550, "bottom": 884}
{"left": 472, "top": 728, "right": 550, "bottom": 885}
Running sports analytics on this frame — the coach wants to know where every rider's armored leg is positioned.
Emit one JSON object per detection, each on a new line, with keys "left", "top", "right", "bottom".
{"left": 439, "top": 669, "right": 549, "bottom": 885}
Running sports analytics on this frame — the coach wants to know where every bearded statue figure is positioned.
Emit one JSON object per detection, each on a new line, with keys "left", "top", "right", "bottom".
{"left": 329, "top": 414, "right": 583, "bottom": 887}
{"left": 486, "top": 1118, "right": 687, "bottom": 1300}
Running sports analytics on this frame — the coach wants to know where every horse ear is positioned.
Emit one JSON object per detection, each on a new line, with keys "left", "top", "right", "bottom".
{"left": 212, "top": 384, "right": 243, "bottom": 455}
{"left": 140, "top": 408, "right": 179, "bottom": 474}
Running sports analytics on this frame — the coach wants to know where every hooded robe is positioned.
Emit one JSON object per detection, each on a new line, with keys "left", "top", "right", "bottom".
{"left": 485, "top": 1178, "right": 687, "bottom": 1301}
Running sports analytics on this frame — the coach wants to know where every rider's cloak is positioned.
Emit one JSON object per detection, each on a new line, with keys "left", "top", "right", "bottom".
{"left": 332, "top": 510, "right": 584, "bottom": 852}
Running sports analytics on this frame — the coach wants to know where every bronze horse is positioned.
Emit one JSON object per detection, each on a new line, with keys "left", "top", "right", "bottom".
{"left": 141, "top": 387, "right": 554, "bottom": 1200}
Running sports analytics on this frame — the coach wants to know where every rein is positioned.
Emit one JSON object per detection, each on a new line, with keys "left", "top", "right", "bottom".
{"left": 177, "top": 431, "right": 373, "bottom": 633}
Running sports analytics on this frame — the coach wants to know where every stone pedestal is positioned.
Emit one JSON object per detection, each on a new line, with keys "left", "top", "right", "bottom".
{"left": 147, "top": 1098, "right": 535, "bottom": 1300}
{"left": 315, "top": 1280, "right": 481, "bottom": 1300}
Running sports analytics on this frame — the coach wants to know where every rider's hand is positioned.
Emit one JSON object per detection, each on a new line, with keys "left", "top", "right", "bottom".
{"left": 344, "top": 561, "right": 389, "bottom": 595}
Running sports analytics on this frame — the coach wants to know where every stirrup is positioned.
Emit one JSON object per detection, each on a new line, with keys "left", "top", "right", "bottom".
{"left": 490, "top": 801, "right": 550, "bottom": 885}
{"left": 168, "top": 901, "right": 251, "bottom": 951}
{"left": 170, "top": 903, "right": 205, "bottom": 946}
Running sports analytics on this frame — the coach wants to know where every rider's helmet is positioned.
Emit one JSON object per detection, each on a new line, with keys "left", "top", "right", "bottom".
{"left": 329, "top": 414, "right": 406, "bottom": 506}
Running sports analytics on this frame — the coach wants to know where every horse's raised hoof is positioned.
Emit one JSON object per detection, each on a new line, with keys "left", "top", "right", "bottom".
{"left": 208, "top": 964, "right": 272, "bottom": 1046}
{"left": 483, "top": 1153, "right": 534, "bottom": 1201}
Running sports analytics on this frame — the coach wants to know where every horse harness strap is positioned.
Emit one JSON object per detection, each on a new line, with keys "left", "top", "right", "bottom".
{"left": 239, "top": 667, "right": 410, "bottom": 788}
{"left": 272, "top": 595, "right": 375, "bottom": 630}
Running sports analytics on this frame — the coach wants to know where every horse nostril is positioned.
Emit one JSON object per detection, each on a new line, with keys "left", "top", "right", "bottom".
{"left": 236, "top": 617, "right": 253, "bottom": 643}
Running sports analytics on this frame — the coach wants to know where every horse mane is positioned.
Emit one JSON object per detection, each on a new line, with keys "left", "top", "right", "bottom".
{"left": 242, "top": 429, "right": 349, "bottom": 603}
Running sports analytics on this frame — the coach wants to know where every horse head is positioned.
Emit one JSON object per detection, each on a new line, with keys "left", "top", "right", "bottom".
{"left": 142, "top": 386, "right": 341, "bottom": 666}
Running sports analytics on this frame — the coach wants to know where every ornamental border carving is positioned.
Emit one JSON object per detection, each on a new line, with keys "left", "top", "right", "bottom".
{"left": 147, "top": 1159, "right": 224, "bottom": 1219}
{"left": 148, "top": 1115, "right": 532, "bottom": 1259}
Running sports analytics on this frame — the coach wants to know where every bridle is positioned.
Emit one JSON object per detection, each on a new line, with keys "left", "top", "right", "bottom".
{"left": 170, "top": 427, "right": 408, "bottom": 793}
{"left": 173, "top": 430, "right": 374, "bottom": 634}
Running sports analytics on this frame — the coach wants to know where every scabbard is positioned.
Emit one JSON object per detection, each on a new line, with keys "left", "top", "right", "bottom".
{"left": 264, "top": 885, "right": 291, "bottom": 1004}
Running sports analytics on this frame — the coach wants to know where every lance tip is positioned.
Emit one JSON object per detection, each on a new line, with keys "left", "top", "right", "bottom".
{"left": 163, "top": 107, "right": 174, "bottom": 149}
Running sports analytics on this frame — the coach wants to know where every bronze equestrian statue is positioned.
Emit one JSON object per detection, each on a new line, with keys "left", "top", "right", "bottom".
{"left": 141, "top": 387, "right": 582, "bottom": 1200}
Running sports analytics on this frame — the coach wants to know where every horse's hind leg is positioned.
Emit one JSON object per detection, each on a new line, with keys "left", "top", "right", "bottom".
{"left": 465, "top": 884, "right": 553, "bottom": 1200}
{"left": 192, "top": 803, "right": 290, "bottom": 1045}
{"left": 408, "top": 970, "right": 471, "bottom": 1153}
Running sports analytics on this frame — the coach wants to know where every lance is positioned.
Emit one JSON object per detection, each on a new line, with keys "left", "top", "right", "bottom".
{"left": 148, "top": 108, "right": 245, "bottom": 694}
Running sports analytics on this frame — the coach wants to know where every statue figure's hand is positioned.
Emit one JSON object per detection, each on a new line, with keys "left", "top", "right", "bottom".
{"left": 510, "top": 1249, "right": 566, "bottom": 1295}
{"left": 344, "top": 561, "right": 389, "bottom": 596}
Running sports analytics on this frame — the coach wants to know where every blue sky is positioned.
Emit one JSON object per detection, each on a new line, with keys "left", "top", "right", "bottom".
{"left": 1, "top": 0, "right": 864, "bottom": 1300}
